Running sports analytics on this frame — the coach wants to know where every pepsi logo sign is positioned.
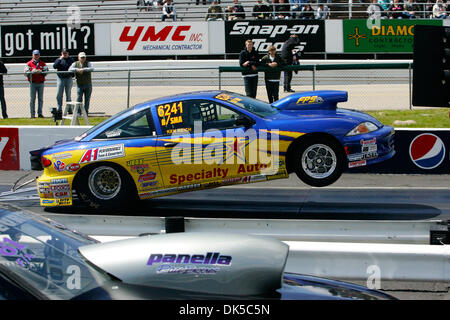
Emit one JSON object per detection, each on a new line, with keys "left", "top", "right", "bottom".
{"left": 409, "top": 133, "right": 446, "bottom": 170}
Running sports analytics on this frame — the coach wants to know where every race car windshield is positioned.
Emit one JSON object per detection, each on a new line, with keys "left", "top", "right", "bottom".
{"left": 0, "top": 206, "right": 112, "bottom": 300}
{"left": 215, "top": 92, "right": 278, "bottom": 117}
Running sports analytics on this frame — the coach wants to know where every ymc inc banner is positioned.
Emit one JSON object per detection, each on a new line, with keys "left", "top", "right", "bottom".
{"left": 343, "top": 19, "right": 442, "bottom": 53}
{"left": 111, "top": 22, "right": 209, "bottom": 56}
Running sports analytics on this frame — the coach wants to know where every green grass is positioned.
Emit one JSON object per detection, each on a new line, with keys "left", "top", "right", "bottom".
{"left": 366, "top": 109, "right": 450, "bottom": 128}
{"left": 0, "top": 117, "right": 109, "bottom": 126}
{"left": 0, "top": 109, "right": 449, "bottom": 128}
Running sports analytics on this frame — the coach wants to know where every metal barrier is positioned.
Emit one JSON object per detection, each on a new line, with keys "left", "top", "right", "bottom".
{"left": 0, "top": 61, "right": 412, "bottom": 119}
{"left": 219, "top": 62, "right": 414, "bottom": 109}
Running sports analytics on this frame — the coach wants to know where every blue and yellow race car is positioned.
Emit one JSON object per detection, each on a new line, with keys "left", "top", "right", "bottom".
{"left": 30, "top": 90, "right": 395, "bottom": 208}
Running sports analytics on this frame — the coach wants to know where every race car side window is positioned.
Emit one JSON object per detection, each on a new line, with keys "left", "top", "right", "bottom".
{"left": 95, "top": 109, "right": 156, "bottom": 139}
{"left": 156, "top": 100, "right": 196, "bottom": 135}
{"left": 194, "top": 100, "right": 243, "bottom": 131}
{"left": 157, "top": 100, "right": 245, "bottom": 135}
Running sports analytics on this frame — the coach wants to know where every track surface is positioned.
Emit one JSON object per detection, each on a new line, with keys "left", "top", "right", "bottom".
{"left": 0, "top": 171, "right": 449, "bottom": 300}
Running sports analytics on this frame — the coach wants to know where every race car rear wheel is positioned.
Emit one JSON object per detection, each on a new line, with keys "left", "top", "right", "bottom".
{"left": 293, "top": 136, "right": 345, "bottom": 187}
{"left": 76, "top": 163, "right": 136, "bottom": 209}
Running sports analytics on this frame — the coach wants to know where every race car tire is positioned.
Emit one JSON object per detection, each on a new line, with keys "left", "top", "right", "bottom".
{"left": 76, "top": 163, "right": 136, "bottom": 209}
{"left": 293, "top": 136, "right": 345, "bottom": 187}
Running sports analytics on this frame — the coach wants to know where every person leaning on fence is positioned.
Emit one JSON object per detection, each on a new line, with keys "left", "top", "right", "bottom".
{"left": 281, "top": 34, "right": 300, "bottom": 93}
{"left": 0, "top": 60, "right": 7, "bottom": 119}
{"left": 53, "top": 49, "right": 75, "bottom": 114}
{"left": 239, "top": 40, "right": 260, "bottom": 98}
{"left": 388, "top": 0, "right": 404, "bottom": 18}
{"left": 69, "top": 52, "right": 94, "bottom": 115}
{"left": 432, "top": 0, "right": 448, "bottom": 19}
{"left": 403, "top": 0, "right": 420, "bottom": 18}
{"left": 300, "top": 3, "right": 315, "bottom": 19}
{"left": 161, "top": 0, "right": 176, "bottom": 21}
{"left": 253, "top": 0, "right": 271, "bottom": 19}
{"left": 25, "top": 50, "right": 48, "bottom": 118}
{"left": 367, "top": 0, "right": 385, "bottom": 19}
{"left": 231, "top": 0, "right": 246, "bottom": 19}
{"left": 316, "top": 3, "right": 330, "bottom": 19}
{"left": 206, "top": 1, "right": 224, "bottom": 20}
{"left": 275, "top": 0, "right": 291, "bottom": 19}
{"left": 260, "top": 46, "right": 286, "bottom": 103}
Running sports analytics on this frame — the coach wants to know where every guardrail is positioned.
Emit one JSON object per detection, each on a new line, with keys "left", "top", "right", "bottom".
{"left": 41, "top": 212, "right": 450, "bottom": 282}
{"left": 0, "top": 61, "right": 414, "bottom": 118}
{"left": 219, "top": 62, "right": 414, "bottom": 109}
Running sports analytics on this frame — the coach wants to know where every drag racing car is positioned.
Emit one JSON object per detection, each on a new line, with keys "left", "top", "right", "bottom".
{"left": 30, "top": 90, "right": 395, "bottom": 208}
{"left": 0, "top": 204, "right": 394, "bottom": 300}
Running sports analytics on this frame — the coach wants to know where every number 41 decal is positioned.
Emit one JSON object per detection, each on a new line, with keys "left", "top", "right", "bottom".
{"left": 0, "top": 137, "right": 9, "bottom": 162}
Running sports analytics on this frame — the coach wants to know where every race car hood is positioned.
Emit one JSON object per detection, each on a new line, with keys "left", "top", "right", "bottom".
{"left": 273, "top": 90, "right": 348, "bottom": 111}
{"left": 79, "top": 232, "right": 289, "bottom": 296}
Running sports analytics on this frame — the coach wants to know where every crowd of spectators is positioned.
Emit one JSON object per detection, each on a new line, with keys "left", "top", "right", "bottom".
{"left": 204, "top": 0, "right": 331, "bottom": 20}
{"left": 367, "top": 0, "right": 448, "bottom": 19}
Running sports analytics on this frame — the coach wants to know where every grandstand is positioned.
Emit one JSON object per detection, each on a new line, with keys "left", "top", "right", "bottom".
{"left": 0, "top": 0, "right": 367, "bottom": 24}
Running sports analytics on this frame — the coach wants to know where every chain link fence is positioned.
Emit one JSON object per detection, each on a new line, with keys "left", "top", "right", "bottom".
{"left": 0, "top": 63, "right": 412, "bottom": 119}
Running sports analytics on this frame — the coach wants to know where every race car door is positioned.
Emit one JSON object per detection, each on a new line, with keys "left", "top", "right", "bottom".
{"left": 154, "top": 98, "right": 278, "bottom": 191}
{"left": 93, "top": 107, "right": 161, "bottom": 194}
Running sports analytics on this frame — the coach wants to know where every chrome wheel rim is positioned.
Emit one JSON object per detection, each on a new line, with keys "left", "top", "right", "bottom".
{"left": 301, "top": 144, "right": 337, "bottom": 179}
{"left": 88, "top": 166, "right": 122, "bottom": 200}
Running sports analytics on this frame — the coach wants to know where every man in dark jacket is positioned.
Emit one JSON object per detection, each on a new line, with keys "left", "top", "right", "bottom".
{"left": 260, "top": 46, "right": 286, "bottom": 103}
{"left": 281, "top": 34, "right": 300, "bottom": 92}
{"left": 0, "top": 60, "right": 7, "bottom": 119}
{"left": 253, "top": 0, "right": 271, "bottom": 19}
{"left": 239, "top": 40, "right": 260, "bottom": 98}
{"left": 53, "top": 49, "right": 75, "bottom": 113}
{"left": 232, "top": 0, "right": 246, "bottom": 19}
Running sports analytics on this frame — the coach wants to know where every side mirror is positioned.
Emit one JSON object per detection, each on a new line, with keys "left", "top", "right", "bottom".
{"left": 235, "top": 114, "right": 255, "bottom": 128}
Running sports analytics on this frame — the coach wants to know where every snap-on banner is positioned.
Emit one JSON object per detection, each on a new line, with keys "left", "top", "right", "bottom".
{"left": 0, "top": 128, "right": 19, "bottom": 170}
{"left": 0, "top": 24, "right": 95, "bottom": 58}
{"left": 225, "top": 20, "right": 325, "bottom": 54}
{"left": 348, "top": 129, "right": 450, "bottom": 174}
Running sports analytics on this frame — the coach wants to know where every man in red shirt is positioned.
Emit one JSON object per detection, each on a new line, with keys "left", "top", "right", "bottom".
{"left": 24, "top": 50, "right": 48, "bottom": 118}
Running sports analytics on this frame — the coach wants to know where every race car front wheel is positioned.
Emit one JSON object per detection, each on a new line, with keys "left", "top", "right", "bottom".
{"left": 293, "top": 137, "right": 345, "bottom": 187}
{"left": 76, "top": 163, "right": 136, "bottom": 209}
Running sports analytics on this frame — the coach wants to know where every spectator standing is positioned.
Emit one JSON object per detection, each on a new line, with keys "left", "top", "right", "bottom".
{"left": 232, "top": 0, "right": 246, "bottom": 19}
{"left": 316, "top": 3, "right": 330, "bottom": 18}
{"left": 260, "top": 46, "right": 285, "bottom": 103}
{"left": 281, "top": 34, "right": 300, "bottom": 92}
{"left": 161, "top": 0, "right": 176, "bottom": 21}
{"left": 300, "top": 3, "right": 315, "bottom": 19}
{"left": 239, "top": 40, "right": 260, "bottom": 98}
{"left": 53, "top": 49, "right": 75, "bottom": 113}
{"left": 367, "top": 0, "right": 384, "bottom": 19}
{"left": 388, "top": 0, "right": 404, "bottom": 18}
{"left": 69, "top": 52, "right": 94, "bottom": 114}
{"left": 0, "top": 60, "right": 7, "bottom": 119}
{"left": 253, "top": 0, "right": 271, "bottom": 19}
{"left": 206, "top": 1, "right": 224, "bottom": 20}
{"left": 25, "top": 50, "right": 48, "bottom": 118}
{"left": 275, "top": 0, "right": 291, "bottom": 18}
{"left": 403, "top": 0, "right": 420, "bottom": 18}
{"left": 432, "top": 0, "right": 448, "bottom": 18}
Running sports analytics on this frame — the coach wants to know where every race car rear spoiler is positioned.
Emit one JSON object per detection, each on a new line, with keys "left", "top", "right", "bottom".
{"left": 273, "top": 90, "right": 348, "bottom": 111}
